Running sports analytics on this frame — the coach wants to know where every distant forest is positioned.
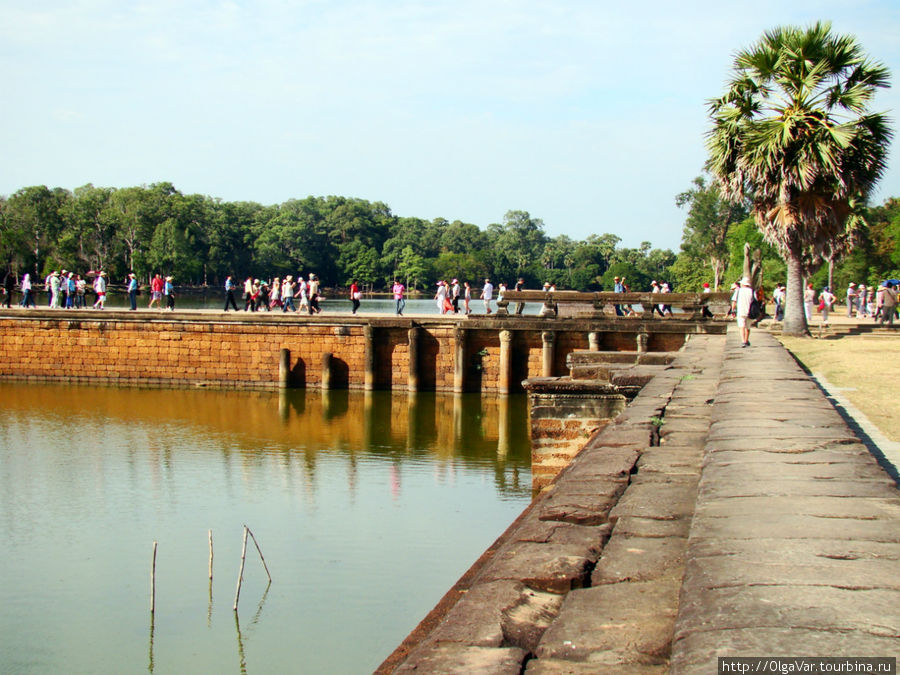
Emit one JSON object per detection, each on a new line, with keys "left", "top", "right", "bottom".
{"left": 1, "top": 180, "right": 898, "bottom": 294}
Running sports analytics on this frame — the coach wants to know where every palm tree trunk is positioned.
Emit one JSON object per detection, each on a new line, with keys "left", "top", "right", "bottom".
{"left": 783, "top": 252, "right": 809, "bottom": 336}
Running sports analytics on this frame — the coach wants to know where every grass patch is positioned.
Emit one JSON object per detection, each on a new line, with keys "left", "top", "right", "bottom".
{"left": 779, "top": 334, "right": 900, "bottom": 442}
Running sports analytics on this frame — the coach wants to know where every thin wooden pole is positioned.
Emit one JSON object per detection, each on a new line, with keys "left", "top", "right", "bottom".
{"left": 245, "top": 526, "right": 272, "bottom": 583}
{"left": 208, "top": 529, "right": 214, "bottom": 580}
{"left": 150, "top": 541, "right": 158, "bottom": 614}
{"left": 233, "top": 526, "right": 249, "bottom": 612}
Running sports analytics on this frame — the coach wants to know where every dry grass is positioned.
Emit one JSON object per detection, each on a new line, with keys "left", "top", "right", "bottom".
{"left": 779, "top": 334, "right": 900, "bottom": 442}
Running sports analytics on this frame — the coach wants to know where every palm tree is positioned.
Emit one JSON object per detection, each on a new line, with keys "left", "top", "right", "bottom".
{"left": 707, "top": 22, "right": 892, "bottom": 336}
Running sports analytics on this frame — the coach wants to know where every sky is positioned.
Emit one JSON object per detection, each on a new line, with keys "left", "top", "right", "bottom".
{"left": 2, "top": 0, "right": 899, "bottom": 251}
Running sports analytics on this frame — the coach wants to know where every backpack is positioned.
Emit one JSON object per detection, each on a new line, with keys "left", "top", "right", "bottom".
{"left": 748, "top": 296, "right": 761, "bottom": 320}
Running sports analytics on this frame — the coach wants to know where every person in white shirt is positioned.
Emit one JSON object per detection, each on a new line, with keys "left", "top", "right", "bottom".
{"left": 732, "top": 276, "right": 755, "bottom": 347}
{"left": 481, "top": 279, "right": 494, "bottom": 314}
{"left": 819, "top": 286, "right": 836, "bottom": 326}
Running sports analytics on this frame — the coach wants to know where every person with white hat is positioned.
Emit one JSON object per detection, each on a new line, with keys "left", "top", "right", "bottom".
{"left": 732, "top": 276, "right": 755, "bottom": 347}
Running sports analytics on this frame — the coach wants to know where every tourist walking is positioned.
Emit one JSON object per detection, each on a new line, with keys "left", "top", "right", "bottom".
{"left": 20, "top": 273, "right": 35, "bottom": 307}
{"left": 856, "top": 283, "right": 868, "bottom": 318}
{"left": 49, "top": 271, "right": 61, "bottom": 308}
{"left": 733, "top": 276, "right": 755, "bottom": 347}
{"left": 803, "top": 283, "right": 816, "bottom": 322}
{"left": 435, "top": 281, "right": 448, "bottom": 314}
{"left": 819, "top": 286, "right": 835, "bottom": 326}
{"left": 127, "top": 273, "right": 138, "bottom": 311}
{"left": 296, "top": 276, "right": 309, "bottom": 313}
{"left": 463, "top": 281, "right": 471, "bottom": 315}
{"left": 64, "top": 273, "right": 76, "bottom": 308}
{"left": 846, "top": 282, "right": 857, "bottom": 317}
{"left": 350, "top": 279, "right": 361, "bottom": 315}
{"left": 224, "top": 276, "right": 238, "bottom": 311}
{"left": 164, "top": 276, "right": 175, "bottom": 311}
{"left": 75, "top": 274, "right": 86, "bottom": 308}
{"left": 513, "top": 278, "right": 525, "bottom": 315}
{"left": 481, "top": 278, "right": 493, "bottom": 314}
{"left": 93, "top": 272, "right": 107, "bottom": 309}
{"left": 243, "top": 277, "right": 255, "bottom": 311}
{"left": 451, "top": 279, "right": 461, "bottom": 314}
{"left": 147, "top": 274, "right": 162, "bottom": 309}
{"left": 3, "top": 269, "right": 15, "bottom": 308}
{"left": 879, "top": 281, "right": 897, "bottom": 326}
{"left": 308, "top": 274, "right": 321, "bottom": 314}
{"left": 393, "top": 279, "right": 405, "bottom": 315}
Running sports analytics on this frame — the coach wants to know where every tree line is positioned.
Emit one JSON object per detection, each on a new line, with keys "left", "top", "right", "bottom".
{"left": 1, "top": 179, "right": 896, "bottom": 295}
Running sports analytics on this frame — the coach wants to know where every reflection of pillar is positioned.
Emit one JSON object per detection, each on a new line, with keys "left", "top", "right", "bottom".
{"left": 453, "top": 326, "right": 466, "bottom": 394}
{"left": 363, "top": 390, "right": 374, "bottom": 450}
{"left": 497, "top": 393, "right": 509, "bottom": 458}
{"left": 637, "top": 333, "right": 649, "bottom": 353}
{"left": 588, "top": 332, "right": 601, "bottom": 352}
{"left": 279, "top": 348, "right": 292, "bottom": 388}
{"left": 408, "top": 326, "right": 420, "bottom": 392}
{"left": 364, "top": 324, "right": 375, "bottom": 391}
{"left": 321, "top": 388, "right": 332, "bottom": 418}
{"left": 541, "top": 331, "right": 556, "bottom": 377}
{"left": 321, "top": 352, "right": 333, "bottom": 390}
{"left": 498, "top": 329, "right": 513, "bottom": 395}
{"left": 453, "top": 393, "right": 464, "bottom": 448}
{"left": 278, "top": 389, "right": 290, "bottom": 423}
{"left": 406, "top": 392, "right": 419, "bottom": 451}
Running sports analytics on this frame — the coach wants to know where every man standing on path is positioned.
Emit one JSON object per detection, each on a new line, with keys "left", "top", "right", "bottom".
{"left": 846, "top": 282, "right": 857, "bottom": 317}
{"left": 732, "top": 276, "right": 755, "bottom": 347}
{"left": 481, "top": 278, "right": 493, "bottom": 314}
{"left": 148, "top": 274, "right": 163, "bottom": 309}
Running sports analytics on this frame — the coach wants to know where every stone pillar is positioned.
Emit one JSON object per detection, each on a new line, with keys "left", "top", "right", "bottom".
{"left": 408, "top": 326, "right": 420, "bottom": 392}
{"left": 637, "top": 332, "right": 649, "bottom": 353}
{"left": 363, "top": 324, "right": 376, "bottom": 391}
{"left": 541, "top": 331, "right": 556, "bottom": 377}
{"left": 453, "top": 326, "right": 466, "bottom": 394}
{"left": 321, "top": 352, "right": 333, "bottom": 390}
{"left": 588, "top": 332, "right": 601, "bottom": 352}
{"left": 498, "top": 329, "right": 513, "bottom": 395}
{"left": 278, "top": 348, "right": 291, "bottom": 388}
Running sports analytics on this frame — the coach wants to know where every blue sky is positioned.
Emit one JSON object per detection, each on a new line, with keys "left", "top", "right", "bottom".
{"left": 2, "top": 0, "right": 898, "bottom": 251}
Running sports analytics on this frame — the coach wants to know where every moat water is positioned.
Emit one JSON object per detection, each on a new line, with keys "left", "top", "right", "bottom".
{"left": 0, "top": 382, "right": 532, "bottom": 673}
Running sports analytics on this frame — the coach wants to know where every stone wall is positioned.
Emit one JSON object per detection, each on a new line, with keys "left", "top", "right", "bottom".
{"left": 0, "top": 311, "right": 722, "bottom": 392}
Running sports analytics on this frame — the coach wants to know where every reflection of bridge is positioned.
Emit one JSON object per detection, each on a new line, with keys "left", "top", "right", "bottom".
{"left": 0, "top": 302, "right": 728, "bottom": 394}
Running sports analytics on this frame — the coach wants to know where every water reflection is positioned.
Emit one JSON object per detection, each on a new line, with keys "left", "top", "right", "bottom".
{"left": 0, "top": 381, "right": 532, "bottom": 673}
{"left": 0, "top": 383, "right": 531, "bottom": 511}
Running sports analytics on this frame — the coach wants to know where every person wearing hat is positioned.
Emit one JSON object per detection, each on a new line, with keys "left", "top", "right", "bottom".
{"left": 435, "top": 280, "right": 448, "bottom": 314}
{"left": 481, "top": 278, "right": 494, "bottom": 314}
{"left": 732, "top": 276, "right": 755, "bottom": 347}
{"left": 48, "top": 270, "right": 62, "bottom": 309}
{"left": 845, "top": 282, "right": 857, "bottom": 318}
{"left": 127, "top": 272, "right": 139, "bottom": 311}
{"left": 163, "top": 276, "right": 175, "bottom": 311}
{"left": 451, "top": 278, "right": 461, "bottom": 314}
{"left": 613, "top": 276, "right": 625, "bottom": 316}
{"left": 308, "top": 274, "right": 320, "bottom": 314}
{"left": 93, "top": 271, "right": 107, "bottom": 309}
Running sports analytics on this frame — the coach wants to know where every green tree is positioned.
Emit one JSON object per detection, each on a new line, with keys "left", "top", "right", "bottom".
{"left": 707, "top": 22, "right": 893, "bottom": 335}
{"left": 676, "top": 174, "right": 748, "bottom": 290}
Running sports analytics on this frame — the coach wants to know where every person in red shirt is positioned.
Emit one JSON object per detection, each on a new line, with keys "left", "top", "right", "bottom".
{"left": 148, "top": 274, "right": 163, "bottom": 309}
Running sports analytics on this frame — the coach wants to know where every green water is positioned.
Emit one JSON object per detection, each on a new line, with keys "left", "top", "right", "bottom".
{"left": 0, "top": 383, "right": 532, "bottom": 674}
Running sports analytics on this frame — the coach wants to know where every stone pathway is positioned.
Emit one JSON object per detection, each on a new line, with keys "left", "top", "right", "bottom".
{"left": 669, "top": 329, "right": 900, "bottom": 671}
{"left": 385, "top": 328, "right": 900, "bottom": 673}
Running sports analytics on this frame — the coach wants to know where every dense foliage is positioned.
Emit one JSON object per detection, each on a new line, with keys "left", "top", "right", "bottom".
{"left": 1, "top": 179, "right": 896, "bottom": 294}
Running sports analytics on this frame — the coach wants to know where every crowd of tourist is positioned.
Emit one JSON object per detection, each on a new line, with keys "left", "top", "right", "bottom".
{"left": 3, "top": 268, "right": 898, "bottom": 328}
